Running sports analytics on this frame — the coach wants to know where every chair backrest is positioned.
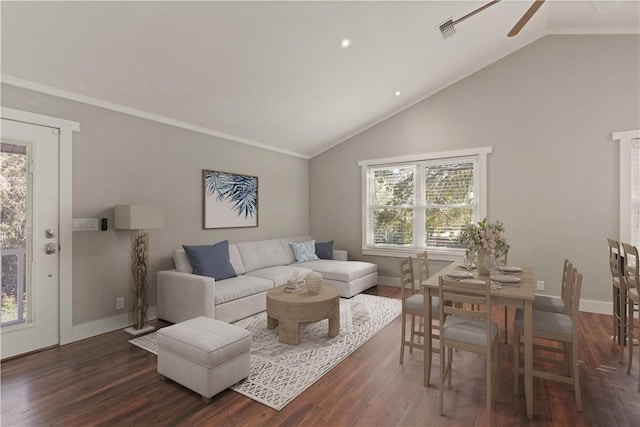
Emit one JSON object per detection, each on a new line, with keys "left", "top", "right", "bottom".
{"left": 399, "top": 257, "right": 416, "bottom": 300}
{"left": 417, "top": 251, "right": 430, "bottom": 284}
{"left": 621, "top": 243, "right": 639, "bottom": 291}
{"left": 438, "top": 276, "right": 491, "bottom": 347}
{"left": 567, "top": 268, "right": 583, "bottom": 321}
{"left": 560, "top": 259, "right": 574, "bottom": 310}
{"left": 608, "top": 238, "right": 622, "bottom": 278}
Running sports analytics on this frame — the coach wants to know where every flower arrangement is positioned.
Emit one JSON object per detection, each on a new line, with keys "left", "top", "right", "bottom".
{"left": 459, "top": 218, "right": 510, "bottom": 257}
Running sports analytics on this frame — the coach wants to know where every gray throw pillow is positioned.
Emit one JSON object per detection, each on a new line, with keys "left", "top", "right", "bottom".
{"left": 182, "top": 240, "right": 237, "bottom": 280}
{"left": 315, "top": 240, "right": 334, "bottom": 259}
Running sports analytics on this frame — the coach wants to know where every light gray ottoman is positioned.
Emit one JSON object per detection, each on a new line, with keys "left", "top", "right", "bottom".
{"left": 157, "top": 316, "right": 251, "bottom": 403}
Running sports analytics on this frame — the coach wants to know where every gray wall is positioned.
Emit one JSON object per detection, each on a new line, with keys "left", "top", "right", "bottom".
{"left": 310, "top": 35, "right": 640, "bottom": 304}
{"left": 2, "top": 84, "right": 309, "bottom": 326}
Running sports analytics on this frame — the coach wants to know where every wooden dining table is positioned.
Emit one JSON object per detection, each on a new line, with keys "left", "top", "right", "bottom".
{"left": 421, "top": 261, "right": 535, "bottom": 418}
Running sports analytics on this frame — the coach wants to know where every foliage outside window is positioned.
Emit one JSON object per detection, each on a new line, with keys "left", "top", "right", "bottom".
{"left": 360, "top": 148, "right": 491, "bottom": 259}
{"left": 1, "top": 143, "right": 28, "bottom": 324}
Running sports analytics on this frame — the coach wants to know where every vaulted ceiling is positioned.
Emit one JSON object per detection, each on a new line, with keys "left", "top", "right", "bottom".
{"left": 2, "top": 1, "right": 639, "bottom": 158}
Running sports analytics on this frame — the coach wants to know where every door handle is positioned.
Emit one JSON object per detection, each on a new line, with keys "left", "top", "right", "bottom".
{"left": 45, "top": 243, "right": 57, "bottom": 255}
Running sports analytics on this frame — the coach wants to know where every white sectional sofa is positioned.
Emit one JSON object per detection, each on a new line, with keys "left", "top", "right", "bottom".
{"left": 157, "top": 236, "right": 378, "bottom": 324}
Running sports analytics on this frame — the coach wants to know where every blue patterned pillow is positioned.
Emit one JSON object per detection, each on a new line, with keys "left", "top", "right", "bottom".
{"left": 290, "top": 240, "right": 319, "bottom": 262}
{"left": 182, "top": 240, "right": 237, "bottom": 280}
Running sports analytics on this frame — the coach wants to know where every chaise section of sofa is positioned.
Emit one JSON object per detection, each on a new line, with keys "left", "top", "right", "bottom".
{"left": 157, "top": 236, "right": 377, "bottom": 324}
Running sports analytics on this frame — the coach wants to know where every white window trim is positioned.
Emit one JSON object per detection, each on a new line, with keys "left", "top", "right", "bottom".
{"left": 613, "top": 129, "right": 640, "bottom": 245}
{"left": 358, "top": 146, "right": 492, "bottom": 261}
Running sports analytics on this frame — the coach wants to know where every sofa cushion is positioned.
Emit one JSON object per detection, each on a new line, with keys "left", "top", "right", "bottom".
{"left": 294, "top": 259, "right": 377, "bottom": 282}
{"left": 315, "top": 241, "right": 334, "bottom": 260}
{"left": 228, "top": 243, "right": 245, "bottom": 275}
{"left": 214, "top": 275, "right": 274, "bottom": 305}
{"left": 290, "top": 240, "right": 319, "bottom": 262}
{"left": 236, "top": 239, "right": 290, "bottom": 272}
{"left": 173, "top": 249, "right": 193, "bottom": 274}
{"left": 246, "top": 265, "right": 314, "bottom": 287}
{"left": 183, "top": 241, "right": 237, "bottom": 280}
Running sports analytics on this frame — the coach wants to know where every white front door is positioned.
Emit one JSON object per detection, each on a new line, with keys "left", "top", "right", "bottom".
{"left": 1, "top": 118, "right": 59, "bottom": 359}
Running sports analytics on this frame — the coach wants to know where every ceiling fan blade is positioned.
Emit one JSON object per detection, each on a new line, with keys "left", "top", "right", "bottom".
{"left": 508, "top": 0, "right": 546, "bottom": 37}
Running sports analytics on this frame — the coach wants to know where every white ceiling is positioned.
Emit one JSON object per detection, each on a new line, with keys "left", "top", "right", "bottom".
{"left": 2, "top": 1, "right": 639, "bottom": 159}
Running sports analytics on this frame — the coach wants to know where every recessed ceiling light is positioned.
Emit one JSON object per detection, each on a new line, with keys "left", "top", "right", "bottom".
{"left": 395, "top": 91, "right": 401, "bottom": 97}
{"left": 340, "top": 39, "right": 351, "bottom": 49}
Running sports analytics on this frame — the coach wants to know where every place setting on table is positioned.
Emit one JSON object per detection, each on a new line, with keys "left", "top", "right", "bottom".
{"left": 448, "top": 254, "right": 524, "bottom": 290}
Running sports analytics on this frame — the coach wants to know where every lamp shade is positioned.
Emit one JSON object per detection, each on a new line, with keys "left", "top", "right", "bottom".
{"left": 114, "top": 205, "right": 164, "bottom": 230}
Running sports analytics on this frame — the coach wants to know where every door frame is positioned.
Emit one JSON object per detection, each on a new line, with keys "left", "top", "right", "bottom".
{"left": 1, "top": 107, "right": 79, "bottom": 345}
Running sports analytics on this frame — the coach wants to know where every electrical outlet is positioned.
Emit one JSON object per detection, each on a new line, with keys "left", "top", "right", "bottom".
{"left": 116, "top": 297, "right": 125, "bottom": 310}
{"left": 536, "top": 280, "right": 545, "bottom": 291}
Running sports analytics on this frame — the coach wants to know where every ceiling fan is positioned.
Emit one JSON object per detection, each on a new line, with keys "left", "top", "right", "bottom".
{"left": 440, "top": 0, "right": 624, "bottom": 39}
{"left": 440, "top": 0, "right": 546, "bottom": 39}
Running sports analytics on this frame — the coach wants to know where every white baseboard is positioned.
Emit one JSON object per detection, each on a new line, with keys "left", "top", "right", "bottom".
{"left": 67, "top": 307, "right": 157, "bottom": 344}
{"left": 378, "top": 275, "right": 400, "bottom": 287}
{"left": 578, "top": 299, "right": 611, "bottom": 315}
{"left": 377, "top": 276, "right": 611, "bottom": 315}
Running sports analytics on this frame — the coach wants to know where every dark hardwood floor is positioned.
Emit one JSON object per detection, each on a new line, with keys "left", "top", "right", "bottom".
{"left": 1, "top": 285, "right": 638, "bottom": 426}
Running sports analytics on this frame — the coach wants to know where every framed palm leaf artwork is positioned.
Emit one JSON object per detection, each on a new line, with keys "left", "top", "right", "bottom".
{"left": 203, "top": 169, "right": 258, "bottom": 229}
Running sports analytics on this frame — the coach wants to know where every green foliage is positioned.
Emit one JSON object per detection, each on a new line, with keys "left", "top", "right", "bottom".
{"left": 373, "top": 168, "right": 414, "bottom": 245}
{"left": 1, "top": 148, "right": 27, "bottom": 323}
{"left": 1, "top": 294, "right": 18, "bottom": 322}
{"left": 372, "top": 163, "right": 475, "bottom": 248}
{"left": 425, "top": 164, "right": 474, "bottom": 246}
{"left": 459, "top": 218, "right": 510, "bottom": 257}
{"left": 1, "top": 150, "right": 27, "bottom": 249}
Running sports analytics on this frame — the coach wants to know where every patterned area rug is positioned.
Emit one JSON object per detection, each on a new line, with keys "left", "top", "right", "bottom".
{"left": 129, "top": 293, "right": 401, "bottom": 410}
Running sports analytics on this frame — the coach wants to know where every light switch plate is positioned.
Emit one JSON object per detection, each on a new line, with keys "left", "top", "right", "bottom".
{"left": 73, "top": 218, "right": 99, "bottom": 231}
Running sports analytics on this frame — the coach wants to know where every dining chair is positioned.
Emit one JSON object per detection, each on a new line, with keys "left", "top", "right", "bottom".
{"left": 399, "top": 256, "right": 446, "bottom": 387}
{"left": 415, "top": 251, "right": 448, "bottom": 386}
{"left": 532, "top": 259, "right": 573, "bottom": 314}
{"left": 513, "top": 267, "right": 583, "bottom": 411}
{"left": 497, "top": 251, "right": 510, "bottom": 344}
{"left": 620, "top": 243, "right": 640, "bottom": 392}
{"left": 608, "top": 238, "right": 624, "bottom": 350}
{"left": 438, "top": 276, "right": 498, "bottom": 424}
{"left": 417, "top": 251, "right": 430, "bottom": 286}
{"left": 399, "top": 257, "right": 425, "bottom": 364}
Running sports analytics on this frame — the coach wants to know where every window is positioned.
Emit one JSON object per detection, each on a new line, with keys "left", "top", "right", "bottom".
{"left": 359, "top": 147, "right": 491, "bottom": 260}
{"left": 614, "top": 130, "right": 640, "bottom": 247}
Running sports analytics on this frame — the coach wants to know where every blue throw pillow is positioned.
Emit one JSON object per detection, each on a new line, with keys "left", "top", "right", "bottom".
{"left": 290, "top": 240, "right": 319, "bottom": 262}
{"left": 315, "top": 240, "right": 334, "bottom": 260}
{"left": 182, "top": 240, "right": 237, "bottom": 280}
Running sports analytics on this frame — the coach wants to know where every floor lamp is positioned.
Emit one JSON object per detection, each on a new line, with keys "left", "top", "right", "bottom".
{"left": 115, "top": 204, "right": 164, "bottom": 336}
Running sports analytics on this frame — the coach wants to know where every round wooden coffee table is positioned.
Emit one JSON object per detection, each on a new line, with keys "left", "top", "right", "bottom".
{"left": 266, "top": 285, "right": 340, "bottom": 345}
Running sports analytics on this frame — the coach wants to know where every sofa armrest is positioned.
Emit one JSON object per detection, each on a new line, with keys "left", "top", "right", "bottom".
{"left": 332, "top": 249, "right": 348, "bottom": 261}
{"left": 157, "top": 269, "right": 216, "bottom": 324}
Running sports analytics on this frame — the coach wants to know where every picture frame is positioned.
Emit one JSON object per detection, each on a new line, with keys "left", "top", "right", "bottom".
{"left": 203, "top": 169, "right": 258, "bottom": 229}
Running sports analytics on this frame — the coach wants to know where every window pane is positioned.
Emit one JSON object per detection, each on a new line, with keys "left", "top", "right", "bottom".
{"left": 1, "top": 143, "right": 28, "bottom": 326}
{"left": 373, "top": 167, "right": 414, "bottom": 206}
{"left": 425, "top": 207, "right": 473, "bottom": 248}
{"left": 373, "top": 208, "right": 414, "bottom": 245}
{"left": 425, "top": 162, "right": 474, "bottom": 205}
